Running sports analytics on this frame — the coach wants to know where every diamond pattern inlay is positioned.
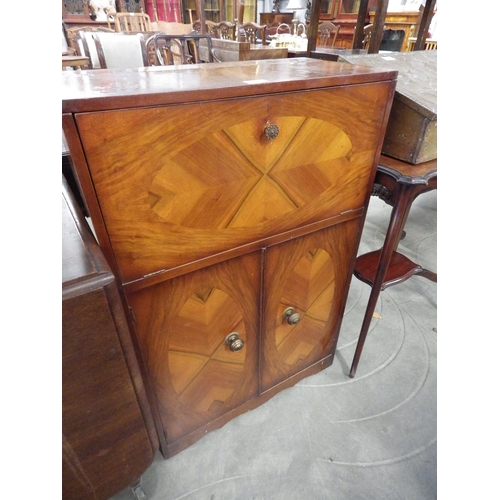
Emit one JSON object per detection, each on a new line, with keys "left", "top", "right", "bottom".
{"left": 168, "top": 288, "right": 246, "bottom": 397}
{"left": 275, "top": 248, "right": 335, "bottom": 364}
{"left": 149, "top": 116, "right": 352, "bottom": 229}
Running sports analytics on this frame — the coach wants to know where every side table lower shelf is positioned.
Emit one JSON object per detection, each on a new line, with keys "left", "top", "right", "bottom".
{"left": 349, "top": 155, "right": 437, "bottom": 378}
{"left": 354, "top": 249, "right": 437, "bottom": 290}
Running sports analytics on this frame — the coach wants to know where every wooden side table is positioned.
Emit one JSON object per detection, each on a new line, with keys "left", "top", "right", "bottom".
{"left": 62, "top": 54, "right": 90, "bottom": 69}
{"left": 349, "top": 154, "right": 437, "bottom": 378}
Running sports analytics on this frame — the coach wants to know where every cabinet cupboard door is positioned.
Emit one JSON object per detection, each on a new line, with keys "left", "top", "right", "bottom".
{"left": 261, "top": 219, "right": 360, "bottom": 392}
{"left": 128, "top": 252, "right": 261, "bottom": 444}
{"left": 75, "top": 84, "right": 390, "bottom": 283}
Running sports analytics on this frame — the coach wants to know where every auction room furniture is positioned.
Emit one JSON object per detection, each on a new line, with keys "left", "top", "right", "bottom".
{"left": 62, "top": 54, "right": 90, "bottom": 69}
{"left": 62, "top": 58, "right": 397, "bottom": 458}
{"left": 92, "top": 32, "right": 150, "bottom": 68}
{"left": 216, "top": 20, "right": 236, "bottom": 39}
{"left": 193, "top": 19, "right": 219, "bottom": 35}
{"left": 210, "top": 38, "right": 288, "bottom": 60}
{"left": 260, "top": 12, "right": 294, "bottom": 30}
{"left": 408, "top": 37, "right": 437, "bottom": 51}
{"left": 62, "top": 176, "right": 158, "bottom": 500}
{"left": 64, "top": 26, "right": 116, "bottom": 68}
{"left": 114, "top": 12, "right": 152, "bottom": 31}
{"left": 317, "top": 21, "right": 340, "bottom": 47}
{"left": 328, "top": 0, "right": 435, "bottom": 54}
{"left": 309, "top": 48, "right": 367, "bottom": 61}
{"left": 368, "top": 10, "right": 419, "bottom": 51}
{"left": 147, "top": 33, "right": 220, "bottom": 64}
{"left": 241, "top": 22, "right": 268, "bottom": 44}
{"left": 349, "top": 155, "right": 437, "bottom": 377}
{"left": 337, "top": 51, "right": 437, "bottom": 377}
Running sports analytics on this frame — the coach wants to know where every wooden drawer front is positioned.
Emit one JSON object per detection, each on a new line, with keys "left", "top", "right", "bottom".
{"left": 261, "top": 218, "right": 360, "bottom": 392}
{"left": 127, "top": 252, "right": 261, "bottom": 444}
{"left": 76, "top": 83, "right": 392, "bottom": 282}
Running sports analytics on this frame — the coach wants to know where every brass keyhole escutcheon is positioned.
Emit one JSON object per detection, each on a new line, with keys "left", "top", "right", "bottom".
{"left": 225, "top": 332, "right": 245, "bottom": 352}
{"left": 282, "top": 307, "right": 301, "bottom": 325}
{"left": 264, "top": 123, "right": 279, "bottom": 140}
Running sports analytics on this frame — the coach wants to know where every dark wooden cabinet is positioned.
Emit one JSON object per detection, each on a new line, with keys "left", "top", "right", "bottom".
{"left": 260, "top": 12, "right": 294, "bottom": 28}
{"left": 368, "top": 11, "right": 421, "bottom": 52}
{"left": 62, "top": 177, "right": 157, "bottom": 500}
{"left": 62, "top": 59, "right": 396, "bottom": 458}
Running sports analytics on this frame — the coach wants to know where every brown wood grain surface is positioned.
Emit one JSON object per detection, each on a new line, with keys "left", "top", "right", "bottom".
{"left": 62, "top": 178, "right": 156, "bottom": 499}
{"left": 62, "top": 59, "right": 397, "bottom": 113}
{"left": 75, "top": 83, "right": 393, "bottom": 284}
{"left": 128, "top": 251, "right": 261, "bottom": 444}
{"left": 261, "top": 219, "right": 361, "bottom": 391}
{"left": 63, "top": 60, "right": 397, "bottom": 459}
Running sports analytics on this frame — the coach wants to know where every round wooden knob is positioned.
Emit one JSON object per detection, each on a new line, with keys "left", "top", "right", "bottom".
{"left": 264, "top": 124, "right": 279, "bottom": 140}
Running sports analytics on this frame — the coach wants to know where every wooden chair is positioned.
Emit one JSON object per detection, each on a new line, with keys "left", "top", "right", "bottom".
{"left": 241, "top": 22, "right": 267, "bottom": 45}
{"left": 192, "top": 20, "right": 218, "bottom": 36}
{"left": 65, "top": 26, "right": 116, "bottom": 69}
{"left": 106, "top": 11, "right": 116, "bottom": 29}
{"left": 205, "top": 20, "right": 218, "bottom": 36}
{"left": 216, "top": 21, "right": 236, "bottom": 40}
{"left": 362, "top": 24, "right": 373, "bottom": 49}
{"left": 147, "top": 35, "right": 187, "bottom": 65}
{"left": 317, "top": 22, "right": 340, "bottom": 48}
{"left": 265, "top": 21, "right": 277, "bottom": 36}
{"left": 408, "top": 37, "right": 437, "bottom": 51}
{"left": 114, "top": 12, "right": 152, "bottom": 32}
{"left": 147, "top": 34, "right": 221, "bottom": 65}
{"left": 92, "top": 32, "right": 149, "bottom": 68}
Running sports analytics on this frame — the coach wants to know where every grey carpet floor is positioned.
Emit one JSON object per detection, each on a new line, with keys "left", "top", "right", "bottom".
{"left": 110, "top": 189, "right": 437, "bottom": 500}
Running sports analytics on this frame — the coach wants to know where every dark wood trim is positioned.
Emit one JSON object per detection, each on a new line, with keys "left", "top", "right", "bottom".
{"left": 352, "top": 0, "right": 369, "bottom": 49}
{"left": 414, "top": 0, "right": 436, "bottom": 50}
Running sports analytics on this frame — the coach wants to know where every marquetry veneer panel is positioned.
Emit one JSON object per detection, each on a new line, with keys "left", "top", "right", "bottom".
{"left": 64, "top": 60, "right": 396, "bottom": 458}
{"left": 75, "top": 86, "right": 388, "bottom": 283}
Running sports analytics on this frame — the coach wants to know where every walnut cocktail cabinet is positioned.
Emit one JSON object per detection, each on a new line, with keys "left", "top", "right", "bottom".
{"left": 62, "top": 59, "right": 397, "bottom": 458}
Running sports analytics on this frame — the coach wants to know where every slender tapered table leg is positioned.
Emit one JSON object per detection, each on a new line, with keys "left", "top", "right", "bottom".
{"left": 349, "top": 156, "right": 437, "bottom": 378}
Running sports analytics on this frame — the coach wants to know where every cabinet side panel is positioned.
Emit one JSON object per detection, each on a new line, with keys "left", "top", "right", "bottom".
{"left": 62, "top": 288, "right": 154, "bottom": 500}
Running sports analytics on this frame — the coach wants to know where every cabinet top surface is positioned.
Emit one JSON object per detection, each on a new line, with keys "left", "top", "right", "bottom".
{"left": 62, "top": 58, "right": 397, "bottom": 113}
{"left": 62, "top": 178, "right": 113, "bottom": 293}
{"left": 338, "top": 51, "right": 437, "bottom": 117}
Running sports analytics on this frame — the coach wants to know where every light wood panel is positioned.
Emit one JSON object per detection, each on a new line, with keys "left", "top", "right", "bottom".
{"left": 261, "top": 220, "right": 360, "bottom": 391}
{"left": 128, "top": 252, "right": 261, "bottom": 443}
{"left": 75, "top": 83, "right": 393, "bottom": 283}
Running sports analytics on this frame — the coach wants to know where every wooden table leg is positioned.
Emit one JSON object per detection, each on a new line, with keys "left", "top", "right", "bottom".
{"left": 349, "top": 164, "right": 437, "bottom": 378}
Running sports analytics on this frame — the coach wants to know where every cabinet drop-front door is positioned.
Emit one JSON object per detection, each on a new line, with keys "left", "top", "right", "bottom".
{"left": 128, "top": 252, "right": 261, "bottom": 446}
{"left": 261, "top": 219, "right": 361, "bottom": 392}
